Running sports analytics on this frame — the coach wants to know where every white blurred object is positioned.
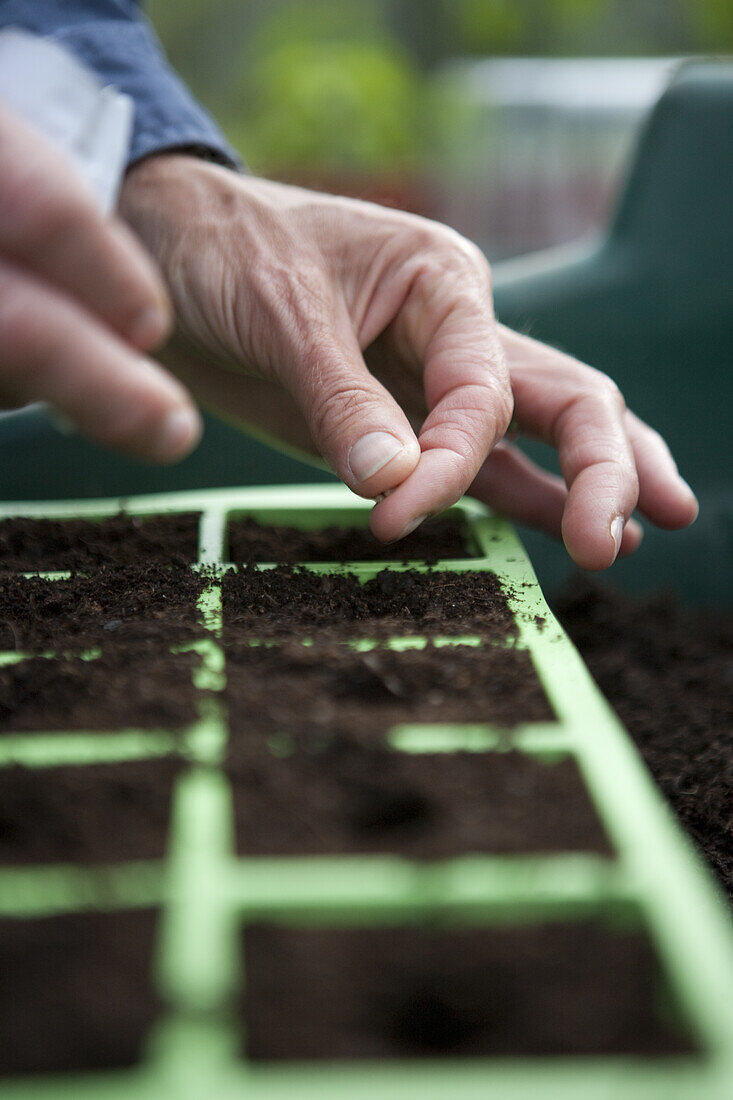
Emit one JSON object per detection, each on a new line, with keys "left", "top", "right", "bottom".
{"left": 0, "top": 27, "right": 132, "bottom": 214}
{"left": 432, "top": 57, "right": 680, "bottom": 260}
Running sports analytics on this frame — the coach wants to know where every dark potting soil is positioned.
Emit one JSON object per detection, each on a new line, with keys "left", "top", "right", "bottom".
{"left": 228, "top": 742, "right": 612, "bottom": 858}
{"left": 223, "top": 567, "right": 517, "bottom": 642}
{"left": 227, "top": 514, "right": 472, "bottom": 565}
{"left": 0, "top": 564, "right": 209, "bottom": 652}
{"left": 0, "top": 649, "right": 201, "bottom": 733}
{"left": 554, "top": 578, "right": 733, "bottom": 906}
{"left": 0, "top": 908, "right": 160, "bottom": 1075}
{"left": 224, "top": 641, "right": 554, "bottom": 740}
{"left": 0, "top": 512, "right": 200, "bottom": 571}
{"left": 0, "top": 758, "right": 180, "bottom": 864}
{"left": 241, "top": 921, "right": 694, "bottom": 1060}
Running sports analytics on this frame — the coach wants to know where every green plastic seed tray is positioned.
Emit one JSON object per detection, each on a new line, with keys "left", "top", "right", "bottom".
{"left": 1, "top": 484, "right": 732, "bottom": 1099}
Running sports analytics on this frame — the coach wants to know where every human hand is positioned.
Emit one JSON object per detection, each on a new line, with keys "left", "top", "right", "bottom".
{"left": 0, "top": 103, "right": 201, "bottom": 460}
{"left": 120, "top": 155, "right": 697, "bottom": 569}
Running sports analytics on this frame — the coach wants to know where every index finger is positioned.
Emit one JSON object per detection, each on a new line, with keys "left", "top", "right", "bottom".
{"left": 370, "top": 239, "right": 512, "bottom": 541}
{"left": 0, "top": 103, "right": 170, "bottom": 348}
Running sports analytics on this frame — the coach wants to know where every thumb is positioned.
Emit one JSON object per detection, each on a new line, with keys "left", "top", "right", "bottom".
{"left": 283, "top": 321, "right": 420, "bottom": 499}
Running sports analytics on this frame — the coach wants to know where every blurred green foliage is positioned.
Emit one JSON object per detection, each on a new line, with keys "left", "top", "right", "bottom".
{"left": 231, "top": 38, "right": 423, "bottom": 173}
{"left": 445, "top": 0, "right": 606, "bottom": 54}
{"left": 695, "top": 0, "right": 733, "bottom": 43}
{"left": 147, "top": 0, "right": 733, "bottom": 175}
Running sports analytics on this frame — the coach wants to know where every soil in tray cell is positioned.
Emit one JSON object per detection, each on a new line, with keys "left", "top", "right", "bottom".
{"left": 241, "top": 921, "right": 694, "bottom": 1060}
{"left": 227, "top": 742, "right": 611, "bottom": 858}
{"left": 0, "top": 512, "right": 201, "bottom": 571}
{"left": 0, "top": 908, "right": 160, "bottom": 1075}
{"left": 225, "top": 642, "right": 554, "bottom": 739}
{"left": 554, "top": 578, "right": 733, "bottom": 907}
{"left": 0, "top": 564, "right": 209, "bottom": 652}
{"left": 0, "top": 758, "right": 181, "bottom": 864}
{"left": 227, "top": 514, "right": 472, "bottom": 564}
{"left": 0, "top": 649, "right": 201, "bottom": 733}
{"left": 223, "top": 567, "right": 517, "bottom": 642}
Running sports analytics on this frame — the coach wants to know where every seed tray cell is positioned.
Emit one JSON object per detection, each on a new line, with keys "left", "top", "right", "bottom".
{"left": 0, "top": 484, "right": 731, "bottom": 1099}
{"left": 241, "top": 919, "right": 694, "bottom": 1060}
{"left": 224, "top": 640, "right": 555, "bottom": 738}
{"left": 0, "top": 512, "right": 201, "bottom": 571}
{"left": 0, "top": 565, "right": 210, "bottom": 653}
{"left": 0, "top": 758, "right": 181, "bottom": 865}
{"left": 228, "top": 742, "right": 613, "bottom": 858}
{"left": 0, "top": 649, "right": 202, "bottom": 734}
{"left": 222, "top": 564, "right": 519, "bottom": 643}
{"left": 0, "top": 908, "right": 161, "bottom": 1077}
{"left": 226, "top": 510, "right": 473, "bottom": 564}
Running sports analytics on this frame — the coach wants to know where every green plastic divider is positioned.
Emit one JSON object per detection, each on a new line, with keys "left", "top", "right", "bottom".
{"left": 1, "top": 483, "right": 732, "bottom": 1098}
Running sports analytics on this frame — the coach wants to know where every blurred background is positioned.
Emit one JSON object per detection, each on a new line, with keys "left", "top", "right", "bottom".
{"left": 5, "top": 1, "right": 731, "bottom": 606}
{"left": 139, "top": 0, "right": 732, "bottom": 605}
{"left": 148, "top": 0, "right": 732, "bottom": 258}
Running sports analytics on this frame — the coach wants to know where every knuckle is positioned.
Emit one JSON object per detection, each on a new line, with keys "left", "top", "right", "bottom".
{"left": 422, "top": 406, "right": 488, "bottom": 470}
{"left": 409, "top": 222, "right": 489, "bottom": 275}
{"left": 449, "top": 231, "right": 490, "bottom": 276}
{"left": 569, "top": 366, "right": 625, "bottom": 412}
{"left": 455, "top": 375, "right": 513, "bottom": 437}
{"left": 309, "top": 381, "right": 375, "bottom": 444}
{"left": 450, "top": 413, "right": 491, "bottom": 462}
{"left": 560, "top": 376, "right": 626, "bottom": 433}
{"left": 403, "top": 221, "right": 447, "bottom": 256}
{"left": 438, "top": 226, "right": 490, "bottom": 280}
{"left": 485, "top": 376, "right": 514, "bottom": 433}
{"left": 595, "top": 372, "right": 625, "bottom": 409}
{"left": 476, "top": 379, "right": 513, "bottom": 436}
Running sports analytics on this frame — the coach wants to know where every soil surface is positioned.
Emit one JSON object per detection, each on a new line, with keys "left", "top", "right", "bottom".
{"left": 0, "top": 908, "right": 160, "bottom": 1075}
{"left": 0, "top": 564, "right": 209, "bottom": 652}
{"left": 227, "top": 515, "right": 472, "bottom": 564}
{"left": 0, "top": 759, "right": 180, "bottom": 864}
{"left": 225, "top": 641, "right": 553, "bottom": 739}
{"left": 228, "top": 742, "right": 611, "bottom": 858}
{"left": 554, "top": 578, "right": 733, "bottom": 906}
{"left": 0, "top": 513, "right": 200, "bottom": 571}
{"left": 224, "top": 567, "right": 517, "bottom": 642}
{"left": 242, "top": 921, "right": 693, "bottom": 1059}
{"left": 0, "top": 649, "right": 201, "bottom": 733}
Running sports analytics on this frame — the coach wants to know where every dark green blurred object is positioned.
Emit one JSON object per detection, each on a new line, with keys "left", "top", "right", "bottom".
{"left": 0, "top": 60, "right": 730, "bottom": 606}
{"left": 493, "top": 60, "right": 733, "bottom": 608}
{"left": 0, "top": 407, "right": 337, "bottom": 499}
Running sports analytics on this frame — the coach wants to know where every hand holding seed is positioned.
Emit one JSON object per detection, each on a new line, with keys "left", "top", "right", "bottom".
{"left": 116, "top": 153, "right": 698, "bottom": 569}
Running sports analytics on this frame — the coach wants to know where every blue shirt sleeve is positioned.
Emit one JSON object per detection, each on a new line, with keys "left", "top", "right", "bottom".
{"left": 0, "top": 0, "right": 241, "bottom": 167}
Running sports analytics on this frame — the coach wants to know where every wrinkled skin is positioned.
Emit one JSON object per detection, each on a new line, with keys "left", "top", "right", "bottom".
{"left": 119, "top": 155, "right": 697, "bottom": 568}
{"left": 0, "top": 112, "right": 696, "bottom": 568}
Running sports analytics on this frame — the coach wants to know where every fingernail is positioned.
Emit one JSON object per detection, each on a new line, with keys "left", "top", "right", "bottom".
{"left": 128, "top": 304, "right": 171, "bottom": 348}
{"left": 395, "top": 514, "right": 429, "bottom": 541}
{"left": 155, "top": 406, "right": 202, "bottom": 461}
{"left": 610, "top": 515, "right": 625, "bottom": 561}
{"left": 348, "top": 432, "right": 406, "bottom": 483}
